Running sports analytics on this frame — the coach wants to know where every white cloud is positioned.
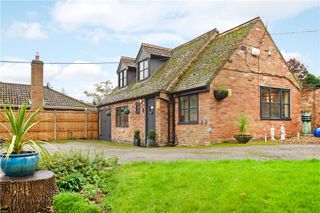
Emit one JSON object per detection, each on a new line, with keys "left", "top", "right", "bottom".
{"left": 6, "top": 22, "right": 48, "bottom": 40}
{"left": 281, "top": 50, "right": 305, "bottom": 62}
{"left": 51, "top": 0, "right": 318, "bottom": 40}
{"left": 0, "top": 57, "right": 117, "bottom": 101}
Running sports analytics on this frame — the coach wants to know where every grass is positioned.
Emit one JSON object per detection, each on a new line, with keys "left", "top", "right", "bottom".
{"left": 105, "top": 160, "right": 320, "bottom": 212}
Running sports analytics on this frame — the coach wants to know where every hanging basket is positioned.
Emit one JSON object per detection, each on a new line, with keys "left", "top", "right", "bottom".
{"left": 214, "top": 90, "right": 228, "bottom": 101}
{"left": 124, "top": 109, "right": 130, "bottom": 115}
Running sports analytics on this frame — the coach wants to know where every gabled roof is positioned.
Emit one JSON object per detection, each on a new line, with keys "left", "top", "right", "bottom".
{"left": 0, "top": 82, "right": 94, "bottom": 110}
{"left": 141, "top": 43, "right": 172, "bottom": 58}
{"left": 120, "top": 56, "right": 136, "bottom": 67}
{"left": 100, "top": 18, "right": 259, "bottom": 106}
{"left": 171, "top": 20, "right": 256, "bottom": 92}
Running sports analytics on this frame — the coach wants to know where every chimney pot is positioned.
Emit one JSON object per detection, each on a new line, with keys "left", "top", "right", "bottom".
{"left": 35, "top": 52, "right": 40, "bottom": 60}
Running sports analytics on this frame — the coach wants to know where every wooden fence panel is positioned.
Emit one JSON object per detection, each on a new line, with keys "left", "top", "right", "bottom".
{"left": 0, "top": 110, "right": 98, "bottom": 141}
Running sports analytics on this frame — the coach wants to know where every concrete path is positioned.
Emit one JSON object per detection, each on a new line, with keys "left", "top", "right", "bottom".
{"left": 46, "top": 142, "right": 320, "bottom": 163}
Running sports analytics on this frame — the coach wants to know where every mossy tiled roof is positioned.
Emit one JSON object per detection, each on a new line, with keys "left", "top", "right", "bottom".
{"left": 142, "top": 43, "right": 172, "bottom": 58}
{"left": 120, "top": 56, "right": 136, "bottom": 67}
{"left": 100, "top": 28, "right": 217, "bottom": 105}
{"left": 100, "top": 18, "right": 258, "bottom": 105}
{"left": 171, "top": 21, "right": 255, "bottom": 92}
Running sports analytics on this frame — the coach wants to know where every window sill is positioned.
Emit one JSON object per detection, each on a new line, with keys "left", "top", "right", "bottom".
{"left": 260, "top": 118, "right": 291, "bottom": 121}
{"left": 178, "top": 121, "right": 199, "bottom": 125}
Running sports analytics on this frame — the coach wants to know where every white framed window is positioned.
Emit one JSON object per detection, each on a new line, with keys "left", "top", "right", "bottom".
{"left": 139, "top": 59, "right": 149, "bottom": 81}
{"left": 119, "top": 70, "right": 127, "bottom": 88}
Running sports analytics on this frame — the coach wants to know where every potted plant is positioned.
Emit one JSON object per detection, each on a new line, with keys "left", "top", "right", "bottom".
{"left": 0, "top": 102, "right": 51, "bottom": 177}
{"left": 146, "top": 130, "right": 156, "bottom": 147}
{"left": 233, "top": 113, "right": 252, "bottom": 143}
{"left": 214, "top": 85, "right": 229, "bottom": 101}
{"left": 133, "top": 130, "right": 141, "bottom": 146}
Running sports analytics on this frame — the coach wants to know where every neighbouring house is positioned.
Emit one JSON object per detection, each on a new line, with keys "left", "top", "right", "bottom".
{"left": 0, "top": 54, "right": 98, "bottom": 140}
{"left": 302, "top": 86, "right": 320, "bottom": 130}
{"left": 98, "top": 17, "right": 303, "bottom": 146}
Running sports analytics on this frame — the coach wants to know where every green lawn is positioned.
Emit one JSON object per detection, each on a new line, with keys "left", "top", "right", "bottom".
{"left": 105, "top": 160, "right": 320, "bottom": 212}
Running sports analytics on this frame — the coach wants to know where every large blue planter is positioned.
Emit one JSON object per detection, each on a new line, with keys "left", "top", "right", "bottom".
{"left": 314, "top": 128, "right": 320, "bottom": 137}
{"left": 0, "top": 152, "right": 39, "bottom": 177}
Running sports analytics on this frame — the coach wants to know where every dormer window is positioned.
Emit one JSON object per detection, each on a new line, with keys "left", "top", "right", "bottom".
{"left": 138, "top": 59, "right": 149, "bottom": 81}
{"left": 119, "top": 69, "right": 127, "bottom": 88}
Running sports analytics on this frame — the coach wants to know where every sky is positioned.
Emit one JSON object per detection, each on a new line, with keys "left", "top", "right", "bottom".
{"left": 0, "top": 0, "right": 319, "bottom": 102}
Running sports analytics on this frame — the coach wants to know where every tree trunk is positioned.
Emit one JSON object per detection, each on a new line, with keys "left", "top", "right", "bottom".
{"left": 0, "top": 170, "right": 58, "bottom": 213}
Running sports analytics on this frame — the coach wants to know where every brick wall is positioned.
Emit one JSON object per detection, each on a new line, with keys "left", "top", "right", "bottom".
{"left": 302, "top": 88, "right": 320, "bottom": 129}
{"left": 174, "top": 20, "right": 302, "bottom": 146}
{"left": 99, "top": 99, "right": 146, "bottom": 144}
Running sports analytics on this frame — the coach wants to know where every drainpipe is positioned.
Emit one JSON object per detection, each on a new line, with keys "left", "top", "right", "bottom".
{"left": 171, "top": 95, "right": 175, "bottom": 145}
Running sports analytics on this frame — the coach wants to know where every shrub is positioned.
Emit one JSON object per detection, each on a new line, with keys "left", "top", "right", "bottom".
{"left": 57, "top": 172, "right": 85, "bottom": 192}
{"left": 236, "top": 113, "right": 249, "bottom": 135}
{"left": 82, "top": 184, "right": 99, "bottom": 200}
{"left": 53, "top": 192, "right": 100, "bottom": 213}
{"left": 39, "top": 151, "right": 118, "bottom": 199}
{"left": 147, "top": 130, "right": 156, "bottom": 139}
{"left": 134, "top": 130, "right": 140, "bottom": 139}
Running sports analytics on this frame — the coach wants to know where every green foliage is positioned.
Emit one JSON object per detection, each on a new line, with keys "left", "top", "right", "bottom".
{"left": 134, "top": 130, "right": 140, "bottom": 139}
{"left": 53, "top": 192, "right": 100, "bottom": 213}
{"left": 39, "top": 151, "right": 118, "bottom": 200}
{"left": 57, "top": 172, "right": 85, "bottom": 192}
{"left": 147, "top": 130, "right": 156, "bottom": 139}
{"left": 217, "top": 84, "right": 228, "bottom": 92}
{"left": 222, "top": 140, "right": 232, "bottom": 144}
{"left": 0, "top": 102, "right": 51, "bottom": 160}
{"left": 236, "top": 113, "right": 249, "bottom": 134}
{"left": 82, "top": 184, "right": 98, "bottom": 200}
{"left": 84, "top": 80, "right": 113, "bottom": 104}
{"left": 105, "top": 160, "right": 320, "bottom": 212}
{"left": 305, "top": 73, "right": 320, "bottom": 87}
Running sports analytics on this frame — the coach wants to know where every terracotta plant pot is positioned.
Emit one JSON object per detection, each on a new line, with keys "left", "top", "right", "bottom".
{"left": 214, "top": 90, "right": 228, "bottom": 101}
{"left": 234, "top": 135, "right": 252, "bottom": 144}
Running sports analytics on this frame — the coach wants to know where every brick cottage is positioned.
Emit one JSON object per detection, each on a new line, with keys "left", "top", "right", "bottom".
{"left": 98, "top": 17, "right": 303, "bottom": 146}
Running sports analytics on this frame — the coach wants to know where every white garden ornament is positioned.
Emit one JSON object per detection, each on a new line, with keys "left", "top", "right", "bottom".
{"left": 270, "top": 125, "right": 275, "bottom": 141}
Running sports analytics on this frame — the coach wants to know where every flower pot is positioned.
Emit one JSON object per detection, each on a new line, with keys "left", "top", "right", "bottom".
{"left": 0, "top": 152, "right": 39, "bottom": 177}
{"left": 214, "top": 90, "right": 228, "bottom": 101}
{"left": 234, "top": 135, "right": 252, "bottom": 144}
{"left": 134, "top": 138, "right": 141, "bottom": 146}
{"left": 147, "top": 139, "right": 156, "bottom": 147}
{"left": 314, "top": 128, "right": 320, "bottom": 137}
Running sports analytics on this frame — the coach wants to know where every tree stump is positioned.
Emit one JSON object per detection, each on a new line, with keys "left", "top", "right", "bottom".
{"left": 0, "top": 170, "right": 58, "bottom": 213}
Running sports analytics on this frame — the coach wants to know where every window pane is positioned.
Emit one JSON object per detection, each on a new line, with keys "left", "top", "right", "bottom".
{"left": 271, "top": 104, "right": 280, "bottom": 118}
{"left": 139, "top": 71, "right": 143, "bottom": 80}
{"left": 190, "top": 108, "right": 198, "bottom": 122}
{"left": 139, "top": 62, "right": 143, "bottom": 71}
{"left": 144, "top": 68, "right": 148, "bottom": 78}
{"left": 179, "top": 97, "right": 188, "bottom": 110}
{"left": 261, "top": 103, "right": 270, "bottom": 117}
{"left": 179, "top": 109, "right": 188, "bottom": 122}
{"left": 282, "top": 91, "right": 289, "bottom": 104}
{"left": 282, "top": 104, "right": 289, "bottom": 118}
{"left": 144, "top": 60, "right": 148, "bottom": 68}
{"left": 261, "top": 88, "right": 270, "bottom": 102}
{"left": 123, "top": 70, "right": 127, "bottom": 86}
{"left": 270, "top": 89, "right": 280, "bottom": 103}
{"left": 189, "top": 95, "right": 198, "bottom": 108}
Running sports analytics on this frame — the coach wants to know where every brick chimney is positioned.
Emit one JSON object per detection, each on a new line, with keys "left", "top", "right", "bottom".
{"left": 31, "top": 52, "right": 44, "bottom": 110}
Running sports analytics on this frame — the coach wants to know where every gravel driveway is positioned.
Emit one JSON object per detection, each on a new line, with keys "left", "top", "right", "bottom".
{"left": 46, "top": 142, "right": 320, "bottom": 163}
